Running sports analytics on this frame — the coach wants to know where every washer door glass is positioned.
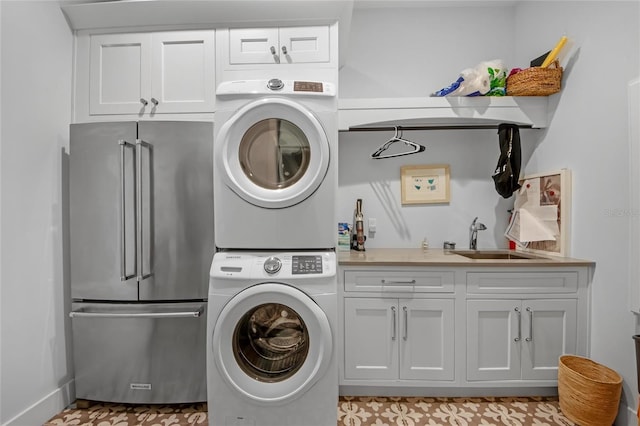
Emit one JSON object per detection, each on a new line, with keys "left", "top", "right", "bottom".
{"left": 233, "top": 303, "right": 309, "bottom": 382}
{"left": 216, "top": 98, "right": 330, "bottom": 209}
{"left": 213, "top": 283, "right": 332, "bottom": 404}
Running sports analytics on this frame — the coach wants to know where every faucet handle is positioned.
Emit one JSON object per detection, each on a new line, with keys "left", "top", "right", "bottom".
{"left": 471, "top": 217, "right": 487, "bottom": 230}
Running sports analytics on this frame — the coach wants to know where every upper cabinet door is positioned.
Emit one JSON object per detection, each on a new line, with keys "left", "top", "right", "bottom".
{"left": 150, "top": 31, "right": 215, "bottom": 113}
{"left": 88, "top": 31, "right": 215, "bottom": 116}
{"left": 228, "top": 26, "right": 329, "bottom": 65}
{"left": 228, "top": 28, "right": 279, "bottom": 64}
{"left": 89, "top": 33, "right": 153, "bottom": 115}
{"left": 279, "top": 26, "right": 329, "bottom": 64}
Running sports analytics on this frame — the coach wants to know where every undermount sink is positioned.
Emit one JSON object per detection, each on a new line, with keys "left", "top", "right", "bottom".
{"left": 452, "top": 250, "right": 545, "bottom": 260}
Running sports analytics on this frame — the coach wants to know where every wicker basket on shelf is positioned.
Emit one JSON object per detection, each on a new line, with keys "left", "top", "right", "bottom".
{"left": 506, "top": 61, "right": 563, "bottom": 96}
{"left": 558, "top": 355, "right": 622, "bottom": 426}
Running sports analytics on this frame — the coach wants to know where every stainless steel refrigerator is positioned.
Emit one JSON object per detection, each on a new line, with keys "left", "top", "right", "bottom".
{"left": 68, "top": 121, "right": 213, "bottom": 404}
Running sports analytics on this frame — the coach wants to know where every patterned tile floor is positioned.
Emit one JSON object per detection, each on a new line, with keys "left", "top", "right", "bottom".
{"left": 44, "top": 396, "right": 577, "bottom": 426}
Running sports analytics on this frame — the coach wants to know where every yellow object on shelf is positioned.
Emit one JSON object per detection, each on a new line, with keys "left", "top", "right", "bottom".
{"left": 541, "top": 36, "right": 568, "bottom": 68}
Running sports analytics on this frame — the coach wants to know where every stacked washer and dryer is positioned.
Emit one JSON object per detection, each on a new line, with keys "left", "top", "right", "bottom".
{"left": 207, "top": 77, "right": 339, "bottom": 426}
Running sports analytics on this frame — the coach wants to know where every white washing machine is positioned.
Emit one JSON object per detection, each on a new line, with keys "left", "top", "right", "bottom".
{"left": 207, "top": 251, "right": 338, "bottom": 426}
{"left": 213, "top": 79, "right": 337, "bottom": 250}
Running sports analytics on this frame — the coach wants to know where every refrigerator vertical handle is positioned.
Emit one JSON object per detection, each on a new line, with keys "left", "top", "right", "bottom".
{"left": 118, "top": 140, "right": 136, "bottom": 281}
{"left": 136, "top": 139, "right": 153, "bottom": 280}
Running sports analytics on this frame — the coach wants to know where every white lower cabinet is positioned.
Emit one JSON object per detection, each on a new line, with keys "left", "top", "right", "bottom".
{"left": 340, "top": 264, "right": 591, "bottom": 392}
{"left": 466, "top": 299, "right": 577, "bottom": 381}
{"left": 344, "top": 297, "right": 455, "bottom": 381}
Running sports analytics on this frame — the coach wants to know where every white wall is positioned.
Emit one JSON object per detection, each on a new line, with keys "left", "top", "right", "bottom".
{"left": 0, "top": 2, "right": 74, "bottom": 425}
{"left": 339, "top": 2, "right": 640, "bottom": 425}
{"left": 0, "top": 1, "right": 637, "bottom": 424}
{"left": 514, "top": 2, "right": 640, "bottom": 424}
{"left": 338, "top": 4, "right": 535, "bottom": 249}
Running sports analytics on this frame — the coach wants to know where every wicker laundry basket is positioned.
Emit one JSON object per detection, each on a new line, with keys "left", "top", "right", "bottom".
{"left": 558, "top": 355, "right": 623, "bottom": 426}
{"left": 506, "top": 62, "right": 563, "bottom": 96}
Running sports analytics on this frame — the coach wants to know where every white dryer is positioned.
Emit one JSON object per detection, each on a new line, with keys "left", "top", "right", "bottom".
{"left": 207, "top": 251, "right": 338, "bottom": 426}
{"left": 213, "top": 79, "right": 337, "bottom": 250}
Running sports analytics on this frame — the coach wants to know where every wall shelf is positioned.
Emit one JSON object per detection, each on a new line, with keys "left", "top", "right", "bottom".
{"left": 338, "top": 96, "right": 550, "bottom": 131}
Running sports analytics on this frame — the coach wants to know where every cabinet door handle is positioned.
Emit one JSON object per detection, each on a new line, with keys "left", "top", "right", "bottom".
{"left": 391, "top": 306, "right": 397, "bottom": 340}
{"left": 150, "top": 97, "right": 159, "bottom": 106}
{"left": 403, "top": 306, "right": 408, "bottom": 340}
{"left": 514, "top": 306, "right": 521, "bottom": 342}
{"left": 140, "top": 98, "right": 148, "bottom": 106}
{"left": 525, "top": 307, "right": 533, "bottom": 342}
{"left": 269, "top": 45, "right": 280, "bottom": 63}
{"left": 281, "top": 45, "right": 288, "bottom": 55}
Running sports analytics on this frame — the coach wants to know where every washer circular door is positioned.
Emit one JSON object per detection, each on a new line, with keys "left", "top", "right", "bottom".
{"left": 212, "top": 283, "right": 332, "bottom": 405}
{"left": 216, "top": 97, "right": 330, "bottom": 208}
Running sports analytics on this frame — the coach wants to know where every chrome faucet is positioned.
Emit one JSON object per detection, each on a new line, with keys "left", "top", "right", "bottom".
{"left": 469, "top": 217, "right": 487, "bottom": 250}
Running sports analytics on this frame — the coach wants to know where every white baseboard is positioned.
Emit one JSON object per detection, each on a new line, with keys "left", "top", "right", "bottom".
{"left": 620, "top": 404, "right": 637, "bottom": 426}
{"left": 3, "top": 380, "right": 75, "bottom": 426}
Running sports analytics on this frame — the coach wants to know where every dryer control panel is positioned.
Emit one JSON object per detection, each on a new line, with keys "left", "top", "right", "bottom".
{"left": 216, "top": 79, "right": 336, "bottom": 97}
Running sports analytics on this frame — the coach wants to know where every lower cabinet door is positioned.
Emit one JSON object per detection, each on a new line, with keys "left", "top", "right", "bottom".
{"left": 467, "top": 299, "right": 522, "bottom": 381}
{"left": 399, "top": 298, "right": 455, "bottom": 381}
{"left": 520, "top": 299, "right": 578, "bottom": 380}
{"left": 467, "top": 298, "right": 578, "bottom": 382}
{"left": 344, "top": 298, "right": 398, "bottom": 380}
{"left": 344, "top": 297, "right": 456, "bottom": 381}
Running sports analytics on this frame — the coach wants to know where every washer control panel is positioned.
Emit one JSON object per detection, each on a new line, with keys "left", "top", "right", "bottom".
{"left": 292, "top": 255, "right": 323, "bottom": 274}
{"left": 212, "top": 251, "right": 335, "bottom": 279}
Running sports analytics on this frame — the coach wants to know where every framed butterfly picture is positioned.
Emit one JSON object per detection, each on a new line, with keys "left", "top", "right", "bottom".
{"left": 400, "top": 164, "right": 450, "bottom": 205}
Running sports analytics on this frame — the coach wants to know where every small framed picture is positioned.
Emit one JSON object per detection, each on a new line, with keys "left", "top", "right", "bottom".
{"left": 401, "top": 164, "right": 451, "bottom": 205}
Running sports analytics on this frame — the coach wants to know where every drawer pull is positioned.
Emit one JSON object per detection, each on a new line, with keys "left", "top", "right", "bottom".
{"left": 381, "top": 279, "right": 416, "bottom": 285}
{"left": 70, "top": 307, "right": 203, "bottom": 319}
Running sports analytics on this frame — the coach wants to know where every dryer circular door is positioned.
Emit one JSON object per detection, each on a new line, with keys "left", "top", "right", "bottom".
{"left": 212, "top": 283, "right": 332, "bottom": 405}
{"left": 216, "top": 97, "right": 330, "bottom": 208}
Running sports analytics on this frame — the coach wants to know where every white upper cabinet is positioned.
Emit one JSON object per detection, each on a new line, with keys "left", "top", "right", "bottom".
{"left": 228, "top": 26, "right": 330, "bottom": 65}
{"left": 86, "top": 30, "right": 215, "bottom": 116}
{"left": 150, "top": 32, "right": 215, "bottom": 113}
{"left": 89, "top": 33, "right": 151, "bottom": 115}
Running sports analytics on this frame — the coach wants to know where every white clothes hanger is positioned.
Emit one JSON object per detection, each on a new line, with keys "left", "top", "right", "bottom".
{"left": 370, "top": 127, "right": 426, "bottom": 159}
